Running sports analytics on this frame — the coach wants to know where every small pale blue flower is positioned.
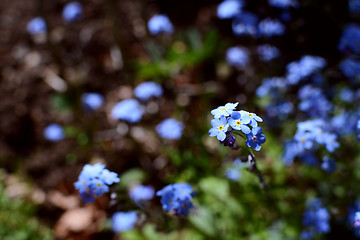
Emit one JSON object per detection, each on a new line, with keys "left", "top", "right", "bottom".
{"left": 129, "top": 185, "right": 155, "bottom": 202}
{"left": 134, "top": 81, "right": 163, "bottom": 102}
{"left": 156, "top": 118, "right": 184, "bottom": 140}
{"left": 148, "top": 14, "right": 174, "bottom": 35}
{"left": 27, "top": 17, "right": 46, "bottom": 35}
{"left": 239, "top": 110, "right": 263, "bottom": 127}
{"left": 211, "top": 102, "right": 238, "bottom": 119}
{"left": 62, "top": 2, "right": 83, "bottom": 23}
{"left": 44, "top": 124, "right": 65, "bottom": 142}
{"left": 228, "top": 111, "right": 251, "bottom": 134}
{"left": 209, "top": 116, "right": 229, "bottom": 141}
{"left": 226, "top": 47, "right": 249, "bottom": 68}
{"left": 217, "top": 0, "right": 243, "bottom": 19}
{"left": 258, "top": 18, "right": 285, "bottom": 37}
{"left": 81, "top": 93, "right": 104, "bottom": 111}
{"left": 111, "top": 99, "right": 145, "bottom": 123}
{"left": 112, "top": 211, "right": 137, "bottom": 233}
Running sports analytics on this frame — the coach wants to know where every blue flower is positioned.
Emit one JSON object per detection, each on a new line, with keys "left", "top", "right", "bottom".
{"left": 74, "top": 163, "right": 120, "bottom": 204}
{"left": 232, "top": 11, "right": 258, "bottom": 36}
{"left": 156, "top": 118, "right": 184, "bottom": 140}
{"left": 257, "top": 44, "right": 280, "bottom": 62}
{"left": 258, "top": 18, "right": 285, "bottom": 37}
{"left": 27, "top": 17, "right": 46, "bottom": 35}
{"left": 129, "top": 185, "right": 155, "bottom": 203}
{"left": 302, "top": 198, "right": 331, "bottom": 237}
{"left": 225, "top": 159, "right": 245, "bottom": 181}
{"left": 81, "top": 93, "right": 104, "bottom": 111}
{"left": 245, "top": 127, "right": 266, "bottom": 151}
{"left": 147, "top": 14, "right": 174, "bottom": 35}
{"left": 286, "top": 55, "right": 326, "bottom": 85}
{"left": 228, "top": 111, "right": 251, "bottom": 134}
{"left": 339, "top": 56, "right": 360, "bottom": 81}
{"left": 211, "top": 102, "right": 238, "bottom": 119}
{"left": 134, "top": 81, "right": 163, "bottom": 102}
{"left": 156, "top": 183, "right": 195, "bottom": 216}
{"left": 349, "top": 0, "right": 360, "bottom": 14}
{"left": 111, "top": 99, "right": 145, "bottom": 123}
{"left": 44, "top": 124, "right": 65, "bottom": 141}
{"left": 112, "top": 211, "right": 137, "bottom": 233}
{"left": 322, "top": 133, "right": 339, "bottom": 153}
{"left": 321, "top": 157, "right": 336, "bottom": 173}
{"left": 268, "top": 0, "right": 299, "bottom": 8}
{"left": 282, "top": 141, "right": 300, "bottom": 166}
{"left": 209, "top": 116, "right": 229, "bottom": 141}
{"left": 239, "top": 110, "right": 263, "bottom": 127}
{"left": 354, "top": 211, "right": 360, "bottom": 229}
{"left": 338, "top": 23, "right": 360, "bottom": 54}
{"left": 256, "top": 77, "right": 287, "bottom": 97}
{"left": 62, "top": 2, "right": 83, "bottom": 23}
{"left": 226, "top": 47, "right": 249, "bottom": 68}
{"left": 217, "top": 0, "right": 244, "bottom": 19}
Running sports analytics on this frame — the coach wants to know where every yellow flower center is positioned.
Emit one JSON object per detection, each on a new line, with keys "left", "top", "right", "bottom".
{"left": 248, "top": 113, "right": 253, "bottom": 117}
{"left": 236, "top": 120, "right": 241, "bottom": 125}
{"left": 218, "top": 126, "right": 224, "bottom": 130}
{"left": 97, "top": 183, "right": 101, "bottom": 187}
{"left": 301, "top": 138, "right": 306, "bottom": 143}
{"left": 221, "top": 108, "right": 227, "bottom": 111}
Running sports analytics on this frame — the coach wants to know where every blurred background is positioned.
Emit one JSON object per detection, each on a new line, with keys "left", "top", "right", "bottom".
{"left": 1, "top": 0, "right": 360, "bottom": 239}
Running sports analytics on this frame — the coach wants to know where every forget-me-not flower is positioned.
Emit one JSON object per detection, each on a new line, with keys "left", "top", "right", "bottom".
{"left": 148, "top": 14, "right": 174, "bottom": 35}
{"left": 112, "top": 211, "right": 137, "bottom": 233}
{"left": 268, "top": 0, "right": 299, "bottom": 8}
{"left": 209, "top": 116, "right": 229, "bottom": 141}
{"left": 232, "top": 11, "right": 258, "bottom": 36}
{"left": 245, "top": 127, "right": 266, "bottom": 151}
{"left": 74, "top": 163, "right": 120, "bottom": 204}
{"left": 62, "top": 2, "right": 83, "bottom": 23}
{"left": 134, "top": 81, "right": 163, "bottom": 102}
{"left": 257, "top": 44, "right": 280, "bottom": 62}
{"left": 228, "top": 111, "right": 251, "bottom": 134}
{"left": 27, "top": 17, "right": 46, "bottom": 35}
{"left": 338, "top": 23, "right": 360, "bottom": 54}
{"left": 81, "top": 93, "right": 104, "bottom": 111}
{"left": 44, "top": 124, "right": 65, "bottom": 142}
{"left": 111, "top": 99, "right": 145, "bottom": 123}
{"left": 156, "top": 118, "right": 184, "bottom": 140}
{"left": 217, "top": 0, "right": 244, "bottom": 19}
{"left": 258, "top": 18, "right": 285, "bottom": 37}
{"left": 226, "top": 47, "right": 249, "bottom": 68}
{"left": 211, "top": 102, "right": 238, "bottom": 119}
{"left": 156, "top": 183, "right": 195, "bottom": 216}
{"left": 129, "top": 185, "right": 155, "bottom": 203}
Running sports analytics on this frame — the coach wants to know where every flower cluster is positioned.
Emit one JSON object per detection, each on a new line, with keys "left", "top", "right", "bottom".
{"left": 62, "top": 1, "right": 83, "bottom": 23}
{"left": 156, "top": 183, "right": 195, "bottom": 216}
{"left": 81, "top": 93, "right": 104, "bottom": 111}
{"left": 209, "top": 102, "right": 266, "bottom": 151}
{"left": 74, "top": 163, "right": 120, "bottom": 204}
{"left": 217, "top": 0, "right": 244, "bottom": 19}
{"left": 27, "top": 17, "right": 46, "bottom": 35}
{"left": 258, "top": 18, "right": 285, "bottom": 37}
{"left": 134, "top": 81, "right": 163, "bottom": 102}
{"left": 301, "top": 198, "right": 330, "bottom": 239}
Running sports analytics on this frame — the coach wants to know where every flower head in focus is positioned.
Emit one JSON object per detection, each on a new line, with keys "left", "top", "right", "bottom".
{"left": 245, "top": 127, "right": 266, "bottom": 151}
{"left": 209, "top": 116, "right": 229, "bottom": 141}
